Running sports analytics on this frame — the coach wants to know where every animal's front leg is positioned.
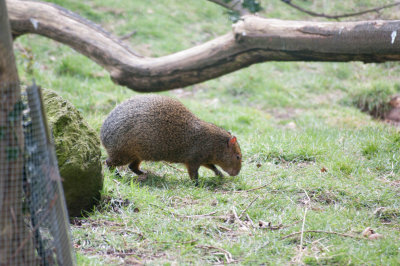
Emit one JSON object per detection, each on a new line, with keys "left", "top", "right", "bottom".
{"left": 186, "top": 163, "right": 200, "bottom": 186}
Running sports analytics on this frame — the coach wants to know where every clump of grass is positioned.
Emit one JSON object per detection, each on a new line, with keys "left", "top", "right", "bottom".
{"left": 374, "top": 207, "right": 400, "bottom": 222}
{"left": 56, "top": 55, "right": 98, "bottom": 78}
{"left": 362, "top": 141, "right": 379, "bottom": 159}
{"left": 347, "top": 82, "right": 396, "bottom": 119}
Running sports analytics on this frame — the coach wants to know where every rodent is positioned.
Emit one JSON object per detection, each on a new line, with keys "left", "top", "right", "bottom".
{"left": 385, "top": 95, "right": 400, "bottom": 123}
{"left": 100, "top": 94, "right": 242, "bottom": 184}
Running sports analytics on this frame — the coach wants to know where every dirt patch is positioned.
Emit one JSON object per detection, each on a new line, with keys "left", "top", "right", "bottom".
{"left": 93, "top": 5, "right": 125, "bottom": 15}
{"left": 297, "top": 189, "right": 341, "bottom": 206}
{"left": 312, "top": 90, "right": 345, "bottom": 105}
{"left": 266, "top": 107, "right": 304, "bottom": 121}
{"left": 76, "top": 245, "right": 168, "bottom": 265}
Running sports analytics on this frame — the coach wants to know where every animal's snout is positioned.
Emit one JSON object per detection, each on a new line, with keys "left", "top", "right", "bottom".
{"left": 227, "top": 168, "right": 240, "bottom": 176}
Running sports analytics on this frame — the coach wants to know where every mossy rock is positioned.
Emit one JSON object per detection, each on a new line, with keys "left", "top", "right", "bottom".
{"left": 42, "top": 89, "right": 103, "bottom": 217}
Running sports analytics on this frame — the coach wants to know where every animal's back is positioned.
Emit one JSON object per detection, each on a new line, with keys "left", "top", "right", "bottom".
{"left": 100, "top": 95, "right": 200, "bottom": 164}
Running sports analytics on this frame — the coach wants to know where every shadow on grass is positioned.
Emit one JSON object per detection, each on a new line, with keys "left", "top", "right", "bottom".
{"left": 114, "top": 170, "right": 244, "bottom": 191}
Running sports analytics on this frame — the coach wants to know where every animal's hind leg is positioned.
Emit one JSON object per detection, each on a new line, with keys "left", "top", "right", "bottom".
{"left": 128, "top": 159, "right": 144, "bottom": 175}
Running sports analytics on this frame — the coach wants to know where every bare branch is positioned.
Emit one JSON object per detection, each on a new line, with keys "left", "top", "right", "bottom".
{"left": 281, "top": 0, "right": 400, "bottom": 20}
{"left": 7, "top": 0, "right": 400, "bottom": 92}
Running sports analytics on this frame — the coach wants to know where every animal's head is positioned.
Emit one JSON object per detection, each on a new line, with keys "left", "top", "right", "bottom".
{"left": 389, "top": 95, "right": 400, "bottom": 108}
{"left": 219, "top": 135, "right": 242, "bottom": 176}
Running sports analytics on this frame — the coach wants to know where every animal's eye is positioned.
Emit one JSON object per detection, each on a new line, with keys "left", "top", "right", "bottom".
{"left": 236, "top": 155, "right": 241, "bottom": 160}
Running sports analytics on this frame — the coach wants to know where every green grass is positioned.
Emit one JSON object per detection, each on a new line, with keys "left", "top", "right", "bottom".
{"left": 13, "top": 0, "right": 400, "bottom": 264}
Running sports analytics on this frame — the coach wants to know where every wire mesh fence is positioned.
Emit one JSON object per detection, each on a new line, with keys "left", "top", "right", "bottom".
{"left": 0, "top": 82, "right": 75, "bottom": 265}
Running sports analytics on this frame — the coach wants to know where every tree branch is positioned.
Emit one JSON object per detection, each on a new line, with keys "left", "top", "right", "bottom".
{"left": 7, "top": 0, "right": 400, "bottom": 92}
{"left": 281, "top": 0, "right": 400, "bottom": 20}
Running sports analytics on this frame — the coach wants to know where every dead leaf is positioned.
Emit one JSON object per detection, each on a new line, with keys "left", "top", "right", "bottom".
{"left": 258, "top": 220, "right": 270, "bottom": 228}
{"left": 256, "top": 163, "right": 262, "bottom": 168}
{"left": 286, "top": 122, "right": 297, "bottom": 129}
{"left": 362, "top": 227, "right": 375, "bottom": 237}
{"left": 320, "top": 167, "right": 327, "bottom": 173}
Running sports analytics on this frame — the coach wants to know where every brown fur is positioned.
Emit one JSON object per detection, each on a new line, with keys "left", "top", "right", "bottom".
{"left": 100, "top": 95, "right": 242, "bottom": 184}
{"left": 385, "top": 95, "right": 400, "bottom": 123}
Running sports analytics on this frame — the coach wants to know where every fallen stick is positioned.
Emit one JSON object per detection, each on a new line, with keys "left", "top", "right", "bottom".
{"left": 259, "top": 220, "right": 301, "bottom": 230}
{"left": 196, "top": 244, "right": 235, "bottom": 264}
{"left": 281, "top": 230, "right": 362, "bottom": 240}
{"left": 150, "top": 204, "right": 225, "bottom": 220}
{"left": 238, "top": 195, "right": 260, "bottom": 219}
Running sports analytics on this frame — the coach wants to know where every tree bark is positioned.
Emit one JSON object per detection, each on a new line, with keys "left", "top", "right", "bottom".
{"left": 7, "top": 0, "right": 400, "bottom": 92}
{"left": 0, "top": 0, "right": 36, "bottom": 264}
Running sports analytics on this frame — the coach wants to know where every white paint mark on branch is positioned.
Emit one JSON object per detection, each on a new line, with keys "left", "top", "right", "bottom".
{"left": 391, "top": 30, "right": 397, "bottom": 44}
{"left": 30, "top": 18, "right": 39, "bottom": 30}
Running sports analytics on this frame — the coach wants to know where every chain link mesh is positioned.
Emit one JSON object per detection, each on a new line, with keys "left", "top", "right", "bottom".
{"left": 0, "top": 82, "right": 75, "bottom": 265}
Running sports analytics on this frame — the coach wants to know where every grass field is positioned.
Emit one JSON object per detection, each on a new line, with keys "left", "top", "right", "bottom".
{"left": 14, "top": 0, "right": 400, "bottom": 264}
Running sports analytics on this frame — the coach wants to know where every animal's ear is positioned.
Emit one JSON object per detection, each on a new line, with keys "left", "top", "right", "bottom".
{"left": 228, "top": 136, "right": 237, "bottom": 147}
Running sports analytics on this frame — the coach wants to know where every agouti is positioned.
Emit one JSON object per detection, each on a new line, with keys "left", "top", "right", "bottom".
{"left": 385, "top": 95, "right": 400, "bottom": 123}
{"left": 100, "top": 95, "right": 242, "bottom": 184}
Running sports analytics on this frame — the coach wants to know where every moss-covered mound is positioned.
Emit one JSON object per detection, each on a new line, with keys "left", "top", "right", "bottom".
{"left": 42, "top": 89, "right": 103, "bottom": 217}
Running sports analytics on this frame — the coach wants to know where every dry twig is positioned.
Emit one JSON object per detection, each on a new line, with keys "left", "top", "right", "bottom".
{"left": 299, "top": 189, "right": 311, "bottom": 252}
{"left": 231, "top": 207, "right": 252, "bottom": 232}
{"left": 281, "top": 230, "right": 362, "bottom": 240}
{"left": 120, "top": 30, "right": 137, "bottom": 40}
{"left": 155, "top": 239, "right": 198, "bottom": 245}
{"left": 162, "top": 162, "right": 186, "bottom": 173}
{"left": 245, "top": 213, "right": 255, "bottom": 228}
{"left": 259, "top": 220, "right": 301, "bottom": 230}
{"left": 179, "top": 211, "right": 218, "bottom": 219}
{"left": 232, "top": 207, "right": 244, "bottom": 225}
{"left": 281, "top": 0, "right": 400, "bottom": 19}
{"left": 196, "top": 244, "right": 235, "bottom": 264}
{"left": 150, "top": 204, "right": 224, "bottom": 220}
{"left": 218, "top": 225, "right": 233, "bottom": 232}
{"left": 238, "top": 195, "right": 260, "bottom": 219}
